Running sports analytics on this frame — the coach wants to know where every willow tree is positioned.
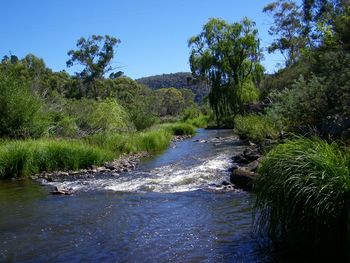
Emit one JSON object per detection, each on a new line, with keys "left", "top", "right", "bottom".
{"left": 188, "top": 18, "right": 263, "bottom": 125}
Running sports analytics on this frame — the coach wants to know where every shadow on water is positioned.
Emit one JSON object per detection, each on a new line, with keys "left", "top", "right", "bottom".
{"left": 0, "top": 129, "right": 275, "bottom": 262}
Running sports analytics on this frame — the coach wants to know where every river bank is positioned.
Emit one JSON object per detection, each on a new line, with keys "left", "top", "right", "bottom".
{"left": 0, "top": 123, "right": 196, "bottom": 180}
{"left": 232, "top": 114, "right": 350, "bottom": 261}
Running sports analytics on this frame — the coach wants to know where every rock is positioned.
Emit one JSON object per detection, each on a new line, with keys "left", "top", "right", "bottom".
{"left": 90, "top": 165, "right": 98, "bottom": 170}
{"left": 104, "top": 163, "right": 116, "bottom": 170}
{"left": 243, "top": 148, "right": 261, "bottom": 162}
{"left": 38, "top": 179, "right": 48, "bottom": 185}
{"left": 228, "top": 164, "right": 240, "bottom": 173}
{"left": 230, "top": 168, "right": 257, "bottom": 191}
{"left": 51, "top": 187, "right": 73, "bottom": 195}
{"left": 224, "top": 185, "right": 235, "bottom": 191}
{"left": 246, "top": 160, "right": 260, "bottom": 172}
{"left": 96, "top": 167, "right": 110, "bottom": 173}
{"left": 69, "top": 171, "right": 81, "bottom": 175}
{"left": 222, "top": 180, "right": 231, "bottom": 186}
{"left": 232, "top": 154, "right": 249, "bottom": 164}
{"left": 111, "top": 173, "right": 119, "bottom": 177}
{"left": 57, "top": 172, "right": 69, "bottom": 177}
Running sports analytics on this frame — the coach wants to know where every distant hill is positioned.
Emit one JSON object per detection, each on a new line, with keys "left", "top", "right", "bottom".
{"left": 136, "top": 72, "right": 210, "bottom": 103}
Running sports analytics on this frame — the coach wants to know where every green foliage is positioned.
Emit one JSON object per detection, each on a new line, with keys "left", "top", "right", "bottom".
{"left": 0, "top": 70, "right": 49, "bottom": 138}
{"left": 85, "top": 129, "right": 172, "bottom": 155}
{"left": 186, "top": 115, "right": 209, "bottom": 128}
{"left": 254, "top": 138, "right": 350, "bottom": 260}
{"left": 260, "top": 59, "right": 310, "bottom": 98}
{"left": 101, "top": 77, "right": 162, "bottom": 130}
{"left": 267, "top": 50, "right": 350, "bottom": 134}
{"left": 0, "top": 139, "right": 113, "bottom": 179}
{"left": 303, "top": 0, "right": 350, "bottom": 50}
{"left": 63, "top": 98, "right": 133, "bottom": 136}
{"left": 238, "top": 79, "right": 260, "bottom": 103}
{"left": 189, "top": 17, "right": 263, "bottom": 125}
{"left": 155, "top": 88, "right": 186, "bottom": 116}
{"left": 263, "top": 0, "right": 306, "bottom": 66}
{"left": 181, "top": 107, "right": 209, "bottom": 128}
{"left": 234, "top": 114, "right": 281, "bottom": 142}
{"left": 66, "top": 35, "right": 120, "bottom": 97}
{"left": 156, "top": 123, "right": 196, "bottom": 136}
{"left": 270, "top": 74, "right": 328, "bottom": 128}
{"left": 88, "top": 99, "right": 132, "bottom": 133}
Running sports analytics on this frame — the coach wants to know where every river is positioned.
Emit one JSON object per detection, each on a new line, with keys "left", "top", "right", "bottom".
{"left": 0, "top": 129, "right": 272, "bottom": 262}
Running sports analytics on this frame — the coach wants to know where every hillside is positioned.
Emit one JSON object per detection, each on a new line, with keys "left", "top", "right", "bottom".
{"left": 136, "top": 72, "right": 210, "bottom": 103}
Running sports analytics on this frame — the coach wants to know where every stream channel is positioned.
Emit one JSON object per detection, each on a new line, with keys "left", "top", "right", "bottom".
{"left": 0, "top": 129, "right": 272, "bottom": 262}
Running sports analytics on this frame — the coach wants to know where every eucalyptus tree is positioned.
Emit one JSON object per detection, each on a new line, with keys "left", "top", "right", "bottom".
{"left": 67, "top": 35, "right": 120, "bottom": 98}
{"left": 188, "top": 18, "right": 263, "bottom": 125}
{"left": 263, "top": 0, "right": 306, "bottom": 66}
{"left": 303, "top": 0, "right": 350, "bottom": 50}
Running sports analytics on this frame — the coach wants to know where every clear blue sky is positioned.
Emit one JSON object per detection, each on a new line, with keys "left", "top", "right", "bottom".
{"left": 1, "top": 0, "right": 286, "bottom": 79}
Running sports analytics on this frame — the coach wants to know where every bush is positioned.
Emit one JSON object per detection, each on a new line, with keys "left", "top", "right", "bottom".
{"left": 234, "top": 114, "right": 281, "bottom": 142}
{"left": 270, "top": 75, "right": 328, "bottom": 129}
{"left": 0, "top": 70, "right": 49, "bottom": 138}
{"left": 181, "top": 107, "right": 209, "bottom": 128}
{"left": 0, "top": 139, "right": 113, "bottom": 179}
{"left": 64, "top": 98, "right": 133, "bottom": 136}
{"left": 254, "top": 138, "right": 350, "bottom": 261}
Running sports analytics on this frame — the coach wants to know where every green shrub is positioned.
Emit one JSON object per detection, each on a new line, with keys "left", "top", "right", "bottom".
{"left": 234, "top": 114, "right": 281, "bottom": 142}
{"left": 64, "top": 98, "right": 133, "bottom": 136}
{"left": 270, "top": 75, "right": 328, "bottom": 129}
{"left": 0, "top": 71, "right": 49, "bottom": 138}
{"left": 254, "top": 138, "right": 350, "bottom": 260}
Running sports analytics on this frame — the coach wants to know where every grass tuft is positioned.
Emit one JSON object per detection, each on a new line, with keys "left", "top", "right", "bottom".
{"left": 254, "top": 137, "right": 350, "bottom": 260}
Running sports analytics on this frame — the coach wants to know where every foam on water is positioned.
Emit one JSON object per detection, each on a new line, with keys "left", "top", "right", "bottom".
{"left": 46, "top": 153, "right": 232, "bottom": 193}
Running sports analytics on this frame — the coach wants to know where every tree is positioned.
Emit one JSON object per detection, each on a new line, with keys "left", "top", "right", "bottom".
{"left": 188, "top": 18, "right": 263, "bottom": 125}
{"left": 155, "top": 88, "right": 185, "bottom": 116}
{"left": 303, "top": 0, "right": 350, "bottom": 50}
{"left": 263, "top": 0, "right": 306, "bottom": 66}
{"left": 66, "top": 35, "right": 120, "bottom": 97}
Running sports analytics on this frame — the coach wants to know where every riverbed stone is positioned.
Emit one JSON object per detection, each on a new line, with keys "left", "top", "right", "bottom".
{"left": 51, "top": 186, "right": 73, "bottom": 195}
{"left": 230, "top": 168, "right": 257, "bottom": 191}
{"left": 246, "top": 160, "right": 260, "bottom": 172}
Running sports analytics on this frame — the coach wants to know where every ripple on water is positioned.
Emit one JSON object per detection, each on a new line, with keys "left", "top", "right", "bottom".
{"left": 46, "top": 153, "right": 234, "bottom": 193}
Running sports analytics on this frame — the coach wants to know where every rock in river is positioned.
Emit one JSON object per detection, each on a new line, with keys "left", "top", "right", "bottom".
{"left": 230, "top": 168, "right": 257, "bottom": 191}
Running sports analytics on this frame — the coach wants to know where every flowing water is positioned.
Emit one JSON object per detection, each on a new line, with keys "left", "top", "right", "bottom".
{"left": 0, "top": 129, "right": 271, "bottom": 262}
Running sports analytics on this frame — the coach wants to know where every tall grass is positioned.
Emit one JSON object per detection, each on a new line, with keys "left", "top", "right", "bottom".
{"left": 0, "top": 139, "right": 113, "bottom": 179}
{"left": 185, "top": 115, "right": 209, "bottom": 128}
{"left": 0, "top": 123, "right": 195, "bottom": 179}
{"left": 234, "top": 114, "right": 280, "bottom": 142}
{"left": 155, "top": 123, "right": 196, "bottom": 136}
{"left": 86, "top": 129, "right": 172, "bottom": 154}
{"left": 254, "top": 137, "right": 350, "bottom": 261}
